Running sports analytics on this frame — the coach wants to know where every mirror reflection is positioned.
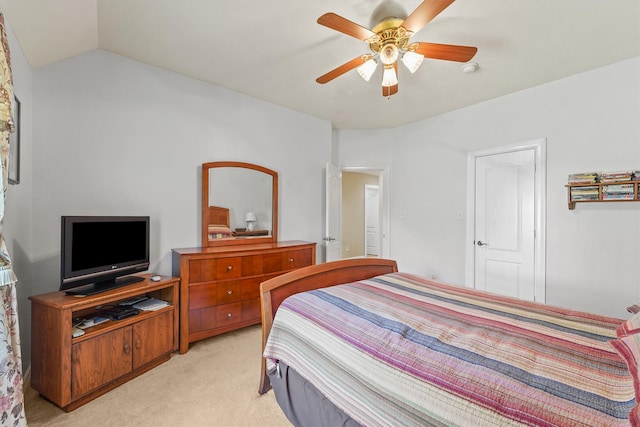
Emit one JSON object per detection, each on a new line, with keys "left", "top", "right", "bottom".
{"left": 209, "top": 167, "right": 273, "bottom": 234}
{"left": 202, "top": 162, "right": 278, "bottom": 246}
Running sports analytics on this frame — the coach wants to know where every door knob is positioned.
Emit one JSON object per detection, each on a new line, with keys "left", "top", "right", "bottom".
{"left": 476, "top": 240, "right": 488, "bottom": 247}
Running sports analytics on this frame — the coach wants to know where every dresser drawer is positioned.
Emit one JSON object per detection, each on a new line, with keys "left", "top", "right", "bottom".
{"left": 261, "top": 252, "right": 284, "bottom": 273}
{"left": 189, "top": 254, "right": 264, "bottom": 283}
{"left": 189, "top": 306, "right": 217, "bottom": 333}
{"left": 215, "top": 302, "right": 243, "bottom": 326}
{"left": 285, "top": 248, "right": 314, "bottom": 270}
{"left": 216, "top": 280, "right": 242, "bottom": 304}
{"left": 241, "top": 298, "right": 261, "bottom": 322}
{"left": 215, "top": 299, "right": 260, "bottom": 325}
{"left": 188, "top": 259, "right": 217, "bottom": 283}
{"left": 241, "top": 255, "right": 263, "bottom": 276}
{"left": 262, "top": 248, "right": 314, "bottom": 274}
{"left": 215, "top": 257, "right": 242, "bottom": 280}
{"left": 189, "top": 282, "right": 217, "bottom": 309}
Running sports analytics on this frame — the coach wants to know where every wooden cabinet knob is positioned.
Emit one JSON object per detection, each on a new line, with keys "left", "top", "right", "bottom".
{"left": 123, "top": 344, "right": 130, "bottom": 354}
{"left": 226, "top": 265, "right": 233, "bottom": 271}
{"left": 289, "top": 258, "right": 294, "bottom": 262}
{"left": 227, "top": 313, "right": 232, "bottom": 318}
{"left": 227, "top": 290, "right": 233, "bottom": 295}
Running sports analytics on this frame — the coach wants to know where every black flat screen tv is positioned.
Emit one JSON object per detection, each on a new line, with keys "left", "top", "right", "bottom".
{"left": 60, "top": 215, "right": 150, "bottom": 296}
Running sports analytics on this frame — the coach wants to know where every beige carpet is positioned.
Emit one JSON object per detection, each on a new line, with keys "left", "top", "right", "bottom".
{"left": 25, "top": 325, "right": 292, "bottom": 427}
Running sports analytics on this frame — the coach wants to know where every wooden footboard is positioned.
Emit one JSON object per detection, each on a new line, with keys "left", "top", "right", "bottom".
{"left": 258, "top": 258, "right": 398, "bottom": 394}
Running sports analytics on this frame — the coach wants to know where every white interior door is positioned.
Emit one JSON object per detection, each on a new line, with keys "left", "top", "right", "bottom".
{"left": 474, "top": 149, "right": 536, "bottom": 300}
{"left": 364, "top": 185, "right": 379, "bottom": 256}
{"left": 325, "top": 163, "right": 342, "bottom": 262}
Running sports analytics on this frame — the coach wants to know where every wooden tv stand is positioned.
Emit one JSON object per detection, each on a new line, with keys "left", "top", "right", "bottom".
{"left": 29, "top": 274, "right": 179, "bottom": 412}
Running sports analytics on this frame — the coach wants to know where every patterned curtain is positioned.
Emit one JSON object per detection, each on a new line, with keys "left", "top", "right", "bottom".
{"left": 0, "top": 13, "right": 27, "bottom": 427}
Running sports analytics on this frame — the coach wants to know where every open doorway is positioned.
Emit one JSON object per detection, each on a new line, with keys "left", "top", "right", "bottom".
{"left": 325, "top": 164, "right": 389, "bottom": 262}
{"left": 341, "top": 171, "right": 383, "bottom": 259}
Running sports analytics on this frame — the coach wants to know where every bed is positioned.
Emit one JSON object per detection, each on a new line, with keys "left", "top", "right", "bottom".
{"left": 259, "top": 258, "right": 640, "bottom": 427}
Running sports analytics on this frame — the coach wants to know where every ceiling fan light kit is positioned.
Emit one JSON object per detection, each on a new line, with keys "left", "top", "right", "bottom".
{"left": 316, "top": 0, "right": 478, "bottom": 97}
{"left": 357, "top": 56, "right": 378, "bottom": 81}
{"left": 402, "top": 50, "right": 424, "bottom": 73}
{"left": 380, "top": 43, "right": 400, "bottom": 65}
{"left": 382, "top": 65, "right": 399, "bottom": 87}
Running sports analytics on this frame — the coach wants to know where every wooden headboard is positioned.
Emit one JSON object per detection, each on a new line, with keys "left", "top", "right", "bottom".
{"left": 207, "top": 206, "right": 230, "bottom": 227}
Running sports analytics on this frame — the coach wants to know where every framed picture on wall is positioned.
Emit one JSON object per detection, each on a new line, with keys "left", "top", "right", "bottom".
{"left": 8, "top": 94, "right": 19, "bottom": 185}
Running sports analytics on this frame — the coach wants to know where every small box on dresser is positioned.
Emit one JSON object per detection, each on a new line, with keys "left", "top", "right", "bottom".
{"left": 172, "top": 240, "right": 316, "bottom": 353}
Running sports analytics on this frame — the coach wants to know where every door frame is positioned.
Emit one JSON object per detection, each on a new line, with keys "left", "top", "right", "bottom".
{"left": 342, "top": 165, "right": 390, "bottom": 259}
{"left": 464, "top": 139, "right": 547, "bottom": 302}
{"left": 364, "top": 184, "right": 380, "bottom": 256}
{"left": 325, "top": 162, "right": 343, "bottom": 262}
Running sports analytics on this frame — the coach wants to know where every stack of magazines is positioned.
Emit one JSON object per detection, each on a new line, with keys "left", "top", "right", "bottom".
{"left": 602, "top": 183, "right": 635, "bottom": 200}
{"left": 133, "top": 298, "right": 169, "bottom": 311}
{"left": 570, "top": 186, "right": 599, "bottom": 201}
{"left": 600, "top": 171, "right": 633, "bottom": 182}
{"left": 568, "top": 172, "right": 599, "bottom": 184}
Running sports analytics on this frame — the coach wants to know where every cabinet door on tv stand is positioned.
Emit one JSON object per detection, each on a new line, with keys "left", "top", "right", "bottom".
{"left": 133, "top": 310, "right": 174, "bottom": 369}
{"left": 71, "top": 326, "right": 133, "bottom": 399}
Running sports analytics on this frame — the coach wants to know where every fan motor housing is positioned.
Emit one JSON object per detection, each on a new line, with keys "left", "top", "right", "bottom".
{"left": 369, "top": 17, "right": 411, "bottom": 54}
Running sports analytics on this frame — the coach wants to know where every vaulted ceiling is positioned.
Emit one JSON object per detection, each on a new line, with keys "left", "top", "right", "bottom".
{"left": 1, "top": 0, "right": 639, "bottom": 129}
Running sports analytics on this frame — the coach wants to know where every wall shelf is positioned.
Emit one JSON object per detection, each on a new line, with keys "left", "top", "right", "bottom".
{"left": 566, "top": 180, "right": 639, "bottom": 210}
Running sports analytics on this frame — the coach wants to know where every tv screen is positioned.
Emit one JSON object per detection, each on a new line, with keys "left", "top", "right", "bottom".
{"left": 60, "top": 216, "right": 150, "bottom": 295}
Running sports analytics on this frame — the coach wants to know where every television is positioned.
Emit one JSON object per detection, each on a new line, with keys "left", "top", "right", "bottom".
{"left": 60, "top": 216, "right": 150, "bottom": 296}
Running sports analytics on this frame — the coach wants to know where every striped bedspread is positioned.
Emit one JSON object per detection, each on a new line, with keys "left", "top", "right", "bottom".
{"left": 263, "top": 272, "right": 635, "bottom": 426}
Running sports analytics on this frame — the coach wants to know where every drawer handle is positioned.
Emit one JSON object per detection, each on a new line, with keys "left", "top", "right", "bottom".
{"left": 289, "top": 258, "right": 294, "bottom": 262}
{"left": 227, "top": 313, "right": 232, "bottom": 318}
{"left": 227, "top": 290, "right": 233, "bottom": 295}
{"left": 226, "top": 265, "right": 233, "bottom": 271}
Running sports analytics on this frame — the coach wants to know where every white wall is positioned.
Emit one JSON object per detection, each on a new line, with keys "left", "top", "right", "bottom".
{"left": 32, "top": 50, "right": 330, "bottom": 282}
{"left": 339, "top": 57, "right": 640, "bottom": 318}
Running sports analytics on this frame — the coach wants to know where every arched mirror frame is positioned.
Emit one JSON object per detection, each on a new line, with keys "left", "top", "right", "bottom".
{"left": 202, "top": 161, "right": 278, "bottom": 247}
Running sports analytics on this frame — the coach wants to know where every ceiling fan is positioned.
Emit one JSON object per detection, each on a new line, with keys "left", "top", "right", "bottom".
{"left": 316, "top": 0, "right": 478, "bottom": 96}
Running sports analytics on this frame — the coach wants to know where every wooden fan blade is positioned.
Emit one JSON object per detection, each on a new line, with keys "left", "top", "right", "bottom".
{"left": 316, "top": 56, "right": 367, "bottom": 84}
{"left": 401, "top": 0, "right": 455, "bottom": 34}
{"left": 414, "top": 42, "right": 477, "bottom": 62}
{"left": 318, "top": 13, "right": 376, "bottom": 41}
{"left": 382, "top": 84, "right": 398, "bottom": 97}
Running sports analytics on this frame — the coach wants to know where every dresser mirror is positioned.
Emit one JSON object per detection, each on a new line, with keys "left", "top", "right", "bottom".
{"left": 202, "top": 161, "right": 278, "bottom": 247}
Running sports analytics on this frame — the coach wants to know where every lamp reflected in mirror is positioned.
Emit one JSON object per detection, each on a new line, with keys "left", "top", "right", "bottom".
{"left": 245, "top": 212, "right": 257, "bottom": 231}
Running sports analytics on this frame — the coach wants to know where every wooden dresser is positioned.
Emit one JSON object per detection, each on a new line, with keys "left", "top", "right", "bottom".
{"left": 172, "top": 240, "right": 316, "bottom": 353}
